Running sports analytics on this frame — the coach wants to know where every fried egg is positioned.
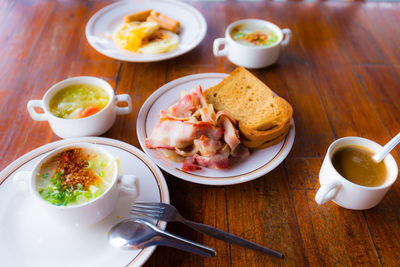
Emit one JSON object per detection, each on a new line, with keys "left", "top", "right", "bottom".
{"left": 113, "top": 21, "right": 159, "bottom": 52}
{"left": 139, "top": 30, "right": 179, "bottom": 54}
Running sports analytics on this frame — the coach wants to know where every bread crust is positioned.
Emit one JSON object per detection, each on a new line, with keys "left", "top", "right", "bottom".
{"left": 242, "top": 128, "right": 289, "bottom": 149}
{"left": 239, "top": 119, "right": 291, "bottom": 145}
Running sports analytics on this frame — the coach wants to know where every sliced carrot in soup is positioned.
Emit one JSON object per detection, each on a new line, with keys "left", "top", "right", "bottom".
{"left": 79, "top": 106, "right": 102, "bottom": 118}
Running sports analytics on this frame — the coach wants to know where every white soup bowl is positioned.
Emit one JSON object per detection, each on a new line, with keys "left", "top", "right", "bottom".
{"left": 213, "top": 19, "right": 291, "bottom": 69}
{"left": 27, "top": 76, "right": 132, "bottom": 139}
{"left": 13, "top": 143, "right": 138, "bottom": 227}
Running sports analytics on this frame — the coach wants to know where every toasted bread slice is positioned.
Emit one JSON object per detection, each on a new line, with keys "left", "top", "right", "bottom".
{"left": 242, "top": 127, "right": 289, "bottom": 149}
{"left": 239, "top": 120, "right": 291, "bottom": 145}
{"left": 205, "top": 67, "right": 292, "bottom": 131}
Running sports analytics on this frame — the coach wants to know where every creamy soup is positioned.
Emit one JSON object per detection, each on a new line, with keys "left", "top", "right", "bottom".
{"left": 36, "top": 148, "right": 114, "bottom": 206}
{"left": 49, "top": 84, "right": 109, "bottom": 119}
{"left": 231, "top": 24, "right": 278, "bottom": 47}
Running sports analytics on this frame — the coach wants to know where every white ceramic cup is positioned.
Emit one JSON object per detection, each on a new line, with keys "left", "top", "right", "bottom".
{"left": 13, "top": 143, "right": 138, "bottom": 227}
{"left": 213, "top": 19, "right": 291, "bottom": 69}
{"left": 27, "top": 76, "right": 132, "bottom": 139}
{"left": 315, "top": 137, "right": 398, "bottom": 210}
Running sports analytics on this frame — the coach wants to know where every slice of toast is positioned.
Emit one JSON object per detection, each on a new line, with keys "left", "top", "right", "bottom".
{"left": 242, "top": 128, "right": 290, "bottom": 149}
{"left": 205, "top": 67, "right": 292, "bottom": 131}
{"left": 241, "top": 127, "right": 290, "bottom": 149}
{"left": 239, "top": 119, "right": 291, "bottom": 145}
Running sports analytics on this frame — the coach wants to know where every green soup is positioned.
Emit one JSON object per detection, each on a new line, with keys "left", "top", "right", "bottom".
{"left": 49, "top": 84, "right": 109, "bottom": 119}
{"left": 36, "top": 148, "right": 114, "bottom": 206}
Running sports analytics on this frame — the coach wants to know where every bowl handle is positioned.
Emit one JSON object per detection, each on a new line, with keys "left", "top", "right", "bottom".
{"left": 27, "top": 100, "right": 47, "bottom": 121}
{"left": 281, "top": 28, "right": 292, "bottom": 47}
{"left": 115, "top": 94, "right": 132, "bottom": 115}
{"left": 315, "top": 180, "right": 341, "bottom": 205}
{"left": 119, "top": 174, "right": 139, "bottom": 198}
{"left": 213, "top": 38, "right": 229, "bottom": 57}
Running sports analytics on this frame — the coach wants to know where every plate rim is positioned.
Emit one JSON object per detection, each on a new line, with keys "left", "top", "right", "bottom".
{"left": 137, "top": 73, "right": 295, "bottom": 186}
{"left": 0, "top": 137, "right": 170, "bottom": 267}
{"left": 85, "top": 0, "right": 207, "bottom": 62}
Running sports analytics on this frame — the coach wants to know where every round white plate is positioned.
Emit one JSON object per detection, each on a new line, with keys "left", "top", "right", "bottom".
{"left": 137, "top": 73, "right": 295, "bottom": 186}
{"left": 0, "top": 137, "right": 169, "bottom": 267}
{"left": 85, "top": 0, "right": 207, "bottom": 62}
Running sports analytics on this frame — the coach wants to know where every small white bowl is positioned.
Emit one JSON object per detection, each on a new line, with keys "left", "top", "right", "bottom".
{"left": 213, "top": 19, "right": 291, "bottom": 69}
{"left": 13, "top": 143, "right": 138, "bottom": 227}
{"left": 27, "top": 76, "right": 132, "bottom": 139}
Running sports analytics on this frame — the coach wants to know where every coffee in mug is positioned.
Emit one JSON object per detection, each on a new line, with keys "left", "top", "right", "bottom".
{"left": 315, "top": 137, "right": 398, "bottom": 210}
{"left": 331, "top": 145, "right": 387, "bottom": 187}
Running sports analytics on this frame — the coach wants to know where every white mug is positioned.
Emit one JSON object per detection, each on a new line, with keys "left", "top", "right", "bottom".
{"left": 13, "top": 143, "right": 138, "bottom": 227}
{"left": 213, "top": 19, "right": 291, "bottom": 69}
{"left": 315, "top": 137, "right": 398, "bottom": 210}
{"left": 27, "top": 76, "right": 132, "bottom": 139}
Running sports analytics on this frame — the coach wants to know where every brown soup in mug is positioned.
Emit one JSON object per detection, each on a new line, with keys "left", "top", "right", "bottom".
{"left": 331, "top": 145, "right": 387, "bottom": 187}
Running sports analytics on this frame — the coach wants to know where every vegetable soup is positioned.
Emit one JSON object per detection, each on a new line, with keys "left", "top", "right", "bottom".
{"left": 49, "top": 84, "right": 109, "bottom": 119}
{"left": 231, "top": 24, "right": 278, "bottom": 47}
{"left": 36, "top": 148, "right": 114, "bottom": 206}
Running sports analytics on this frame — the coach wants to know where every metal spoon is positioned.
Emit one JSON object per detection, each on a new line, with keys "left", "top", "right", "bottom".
{"left": 108, "top": 218, "right": 216, "bottom": 257}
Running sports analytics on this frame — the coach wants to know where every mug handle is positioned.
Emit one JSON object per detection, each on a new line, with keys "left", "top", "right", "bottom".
{"left": 281, "top": 28, "right": 292, "bottom": 47}
{"left": 115, "top": 94, "right": 132, "bottom": 115}
{"left": 13, "top": 171, "right": 31, "bottom": 191}
{"left": 27, "top": 100, "right": 47, "bottom": 121}
{"left": 119, "top": 174, "right": 139, "bottom": 198}
{"left": 315, "top": 181, "right": 341, "bottom": 205}
{"left": 213, "top": 38, "right": 229, "bottom": 57}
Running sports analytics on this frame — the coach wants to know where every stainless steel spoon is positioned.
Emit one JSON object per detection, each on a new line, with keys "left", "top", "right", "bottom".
{"left": 108, "top": 218, "right": 216, "bottom": 257}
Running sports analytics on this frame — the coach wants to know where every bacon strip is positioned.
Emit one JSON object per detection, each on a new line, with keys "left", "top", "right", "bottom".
{"left": 166, "top": 93, "right": 195, "bottom": 120}
{"left": 145, "top": 138, "right": 175, "bottom": 150}
{"left": 194, "top": 144, "right": 230, "bottom": 170}
{"left": 199, "top": 105, "right": 217, "bottom": 124}
{"left": 192, "top": 85, "right": 208, "bottom": 107}
{"left": 219, "top": 115, "right": 240, "bottom": 152}
{"left": 216, "top": 111, "right": 237, "bottom": 125}
{"left": 194, "top": 136, "right": 222, "bottom": 156}
{"left": 182, "top": 157, "right": 202, "bottom": 171}
{"left": 145, "top": 119, "right": 223, "bottom": 149}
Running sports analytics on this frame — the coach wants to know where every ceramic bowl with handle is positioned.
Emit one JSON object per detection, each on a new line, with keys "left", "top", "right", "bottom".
{"left": 13, "top": 143, "right": 138, "bottom": 227}
{"left": 27, "top": 76, "right": 132, "bottom": 139}
{"left": 213, "top": 19, "right": 291, "bottom": 69}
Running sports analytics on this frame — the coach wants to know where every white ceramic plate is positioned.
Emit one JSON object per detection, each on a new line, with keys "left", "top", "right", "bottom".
{"left": 0, "top": 137, "right": 169, "bottom": 267}
{"left": 86, "top": 0, "right": 207, "bottom": 62}
{"left": 137, "top": 73, "right": 295, "bottom": 186}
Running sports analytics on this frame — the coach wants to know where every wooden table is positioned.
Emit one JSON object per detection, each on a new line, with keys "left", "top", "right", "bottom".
{"left": 1, "top": 0, "right": 400, "bottom": 266}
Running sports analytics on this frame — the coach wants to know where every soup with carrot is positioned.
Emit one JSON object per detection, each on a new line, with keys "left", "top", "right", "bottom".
{"left": 49, "top": 84, "right": 109, "bottom": 119}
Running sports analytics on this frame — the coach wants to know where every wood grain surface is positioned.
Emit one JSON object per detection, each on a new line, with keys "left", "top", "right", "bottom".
{"left": 1, "top": 0, "right": 400, "bottom": 266}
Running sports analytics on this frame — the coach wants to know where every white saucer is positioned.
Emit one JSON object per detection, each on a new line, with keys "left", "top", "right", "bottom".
{"left": 137, "top": 73, "right": 295, "bottom": 186}
{"left": 85, "top": 0, "right": 207, "bottom": 62}
{"left": 0, "top": 137, "right": 169, "bottom": 267}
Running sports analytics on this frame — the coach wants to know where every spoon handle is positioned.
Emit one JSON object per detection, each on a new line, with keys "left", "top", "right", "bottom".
{"left": 157, "top": 230, "right": 216, "bottom": 257}
{"left": 373, "top": 132, "right": 400, "bottom": 162}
